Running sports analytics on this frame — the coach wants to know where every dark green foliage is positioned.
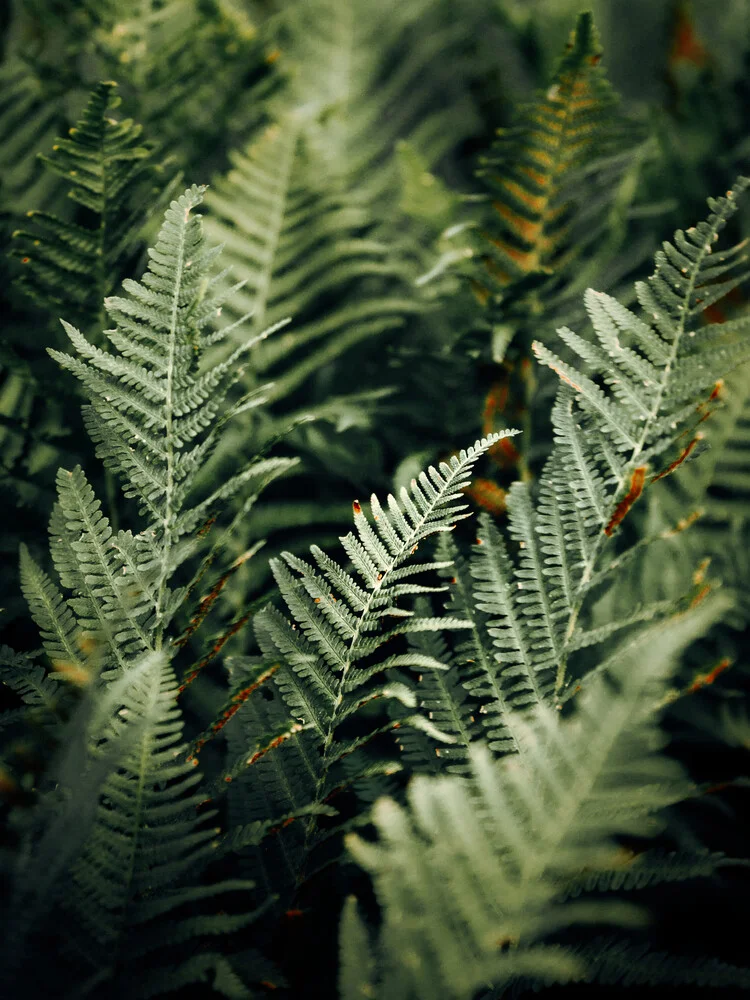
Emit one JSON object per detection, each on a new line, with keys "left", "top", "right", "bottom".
{"left": 10, "top": 81, "right": 175, "bottom": 328}
{"left": 3, "top": 3, "right": 750, "bottom": 1000}
{"left": 474, "top": 13, "right": 641, "bottom": 294}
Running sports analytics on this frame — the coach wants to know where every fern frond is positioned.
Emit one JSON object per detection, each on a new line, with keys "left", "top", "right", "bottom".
{"left": 252, "top": 433, "right": 513, "bottom": 881}
{"left": 537, "top": 936, "right": 750, "bottom": 991}
{"left": 0, "top": 645, "right": 64, "bottom": 727}
{"left": 10, "top": 81, "right": 175, "bottom": 328}
{"left": 19, "top": 542, "right": 91, "bottom": 682}
{"left": 2, "top": 649, "right": 270, "bottom": 997}
{"left": 531, "top": 176, "right": 750, "bottom": 694}
{"left": 443, "top": 178, "right": 750, "bottom": 734}
{"left": 279, "top": 0, "right": 477, "bottom": 204}
{"left": 344, "top": 598, "right": 728, "bottom": 1000}
{"left": 564, "top": 847, "right": 738, "bottom": 897}
{"left": 47, "top": 185, "right": 296, "bottom": 647}
{"left": 220, "top": 656, "right": 324, "bottom": 897}
{"left": 475, "top": 12, "right": 639, "bottom": 291}
{"left": 0, "top": 61, "right": 63, "bottom": 212}
{"left": 204, "top": 120, "right": 422, "bottom": 426}
{"left": 394, "top": 610, "right": 481, "bottom": 777}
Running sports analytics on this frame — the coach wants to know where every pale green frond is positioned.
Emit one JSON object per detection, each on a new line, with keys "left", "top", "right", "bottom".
{"left": 344, "top": 598, "right": 727, "bottom": 1000}
{"left": 19, "top": 543, "right": 90, "bottom": 678}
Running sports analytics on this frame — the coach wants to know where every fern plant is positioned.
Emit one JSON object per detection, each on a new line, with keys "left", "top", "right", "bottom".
{"left": 220, "top": 431, "right": 515, "bottom": 901}
{"left": 340, "top": 599, "right": 750, "bottom": 1000}
{"left": 1, "top": 183, "right": 301, "bottom": 997}
{"left": 10, "top": 80, "right": 176, "bottom": 328}
{"left": 3, "top": 6, "right": 750, "bottom": 1000}
{"left": 342, "top": 179, "right": 748, "bottom": 997}
{"left": 383, "top": 177, "right": 750, "bottom": 778}
{"left": 399, "top": 11, "right": 656, "bottom": 502}
{"left": 1, "top": 80, "right": 176, "bottom": 628}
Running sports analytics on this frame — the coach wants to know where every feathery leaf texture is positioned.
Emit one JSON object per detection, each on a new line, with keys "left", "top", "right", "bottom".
{"left": 0, "top": 644, "right": 64, "bottom": 730}
{"left": 394, "top": 608, "right": 483, "bottom": 776}
{"left": 10, "top": 81, "right": 175, "bottom": 327}
{"left": 204, "top": 121, "right": 419, "bottom": 410}
{"left": 6, "top": 650, "right": 270, "bottom": 998}
{"left": 47, "top": 184, "right": 295, "bottom": 654}
{"left": 421, "top": 178, "right": 750, "bottom": 751}
{"left": 278, "top": 0, "right": 478, "bottom": 202}
{"left": 251, "top": 432, "right": 515, "bottom": 882}
{"left": 473, "top": 11, "right": 644, "bottom": 293}
{"left": 342, "top": 598, "right": 727, "bottom": 1000}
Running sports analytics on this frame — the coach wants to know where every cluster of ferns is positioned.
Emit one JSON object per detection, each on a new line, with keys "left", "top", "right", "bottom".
{"left": 2, "top": 2, "right": 750, "bottom": 998}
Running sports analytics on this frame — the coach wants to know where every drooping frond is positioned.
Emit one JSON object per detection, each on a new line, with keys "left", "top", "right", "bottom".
{"left": 252, "top": 433, "right": 513, "bottom": 881}
{"left": 47, "top": 185, "right": 296, "bottom": 648}
{"left": 342, "top": 599, "right": 728, "bottom": 1000}
{"left": 11, "top": 81, "right": 175, "bottom": 328}
{"left": 497, "top": 936, "right": 750, "bottom": 996}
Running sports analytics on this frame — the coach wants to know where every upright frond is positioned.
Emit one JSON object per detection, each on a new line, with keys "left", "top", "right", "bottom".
{"left": 204, "top": 121, "right": 419, "bottom": 413}
{"left": 483, "top": 15, "right": 626, "bottom": 277}
{"left": 11, "top": 81, "right": 175, "bottom": 328}
{"left": 533, "top": 176, "right": 750, "bottom": 694}
{"left": 48, "top": 185, "right": 296, "bottom": 647}
{"left": 403, "top": 179, "right": 750, "bottom": 778}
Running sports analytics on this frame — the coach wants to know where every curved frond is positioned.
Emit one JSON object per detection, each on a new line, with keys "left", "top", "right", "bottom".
{"left": 253, "top": 433, "right": 514, "bottom": 880}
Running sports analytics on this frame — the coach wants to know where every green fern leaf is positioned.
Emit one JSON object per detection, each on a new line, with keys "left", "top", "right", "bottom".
{"left": 344, "top": 598, "right": 727, "bottom": 1000}
{"left": 10, "top": 81, "right": 176, "bottom": 327}
{"left": 474, "top": 12, "right": 643, "bottom": 292}
{"left": 19, "top": 542, "right": 90, "bottom": 681}
{"left": 204, "top": 120, "right": 423, "bottom": 417}
{"left": 250, "top": 432, "right": 513, "bottom": 884}
{"left": 48, "top": 185, "right": 296, "bottom": 647}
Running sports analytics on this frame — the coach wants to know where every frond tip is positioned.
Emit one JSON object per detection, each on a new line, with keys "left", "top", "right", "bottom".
{"left": 11, "top": 80, "right": 174, "bottom": 326}
{"left": 474, "top": 10, "right": 642, "bottom": 290}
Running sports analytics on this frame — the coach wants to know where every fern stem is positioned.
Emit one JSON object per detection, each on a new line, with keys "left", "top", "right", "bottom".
{"left": 154, "top": 200, "right": 190, "bottom": 649}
